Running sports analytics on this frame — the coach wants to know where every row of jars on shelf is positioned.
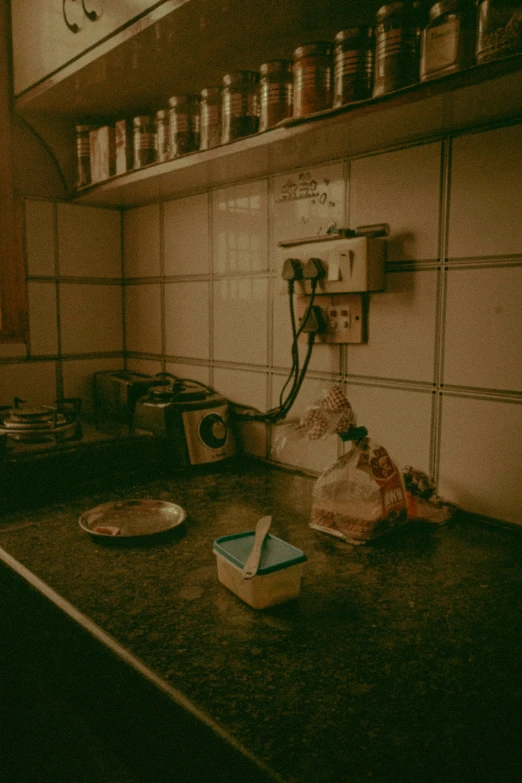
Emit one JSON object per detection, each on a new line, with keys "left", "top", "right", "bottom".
{"left": 76, "top": 0, "right": 522, "bottom": 189}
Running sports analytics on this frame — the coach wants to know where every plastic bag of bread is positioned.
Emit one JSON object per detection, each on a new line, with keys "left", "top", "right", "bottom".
{"left": 310, "top": 435, "right": 409, "bottom": 545}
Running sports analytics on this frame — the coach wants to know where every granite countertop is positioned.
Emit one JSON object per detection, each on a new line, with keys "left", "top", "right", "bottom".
{"left": 1, "top": 457, "right": 522, "bottom": 783}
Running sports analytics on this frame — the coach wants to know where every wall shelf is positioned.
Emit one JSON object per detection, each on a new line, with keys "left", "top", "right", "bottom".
{"left": 71, "top": 55, "right": 522, "bottom": 209}
{"left": 11, "top": 0, "right": 522, "bottom": 207}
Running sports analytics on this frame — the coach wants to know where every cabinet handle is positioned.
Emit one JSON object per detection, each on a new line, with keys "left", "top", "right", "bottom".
{"left": 62, "top": 0, "right": 82, "bottom": 33}
{"left": 82, "top": 0, "right": 104, "bottom": 21}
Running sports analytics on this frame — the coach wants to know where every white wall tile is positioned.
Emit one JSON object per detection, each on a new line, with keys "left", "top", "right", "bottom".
{"left": 165, "top": 362, "right": 210, "bottom": 387}
{"left": 212, "top": 180, "right": 268, "bottom": 274}
{"left": 270, "top": 376, "right": 340, "bottom": 474}
{"left": 126, "top": 358, "right": 163, "bottom": 376}
{"left": 57, "top": 204, "right": 121, "bottom": 278}
{"left": 212, "top": 367, "right": 268, "bottom": 458}
{"left": 444, "top": 266, "right": 522, "bottom": 392}
{"left": 123, "top": 204, "right": 160, "bottom": 278}
{"left": 439, "top": 395, "right": 522, "bottom": 525}
{"left": 272, "top": 162, "right": 345, "bottom": 251}
{"left": 164, "top": 193, "right": 210, "bottom": 277}
{"left": 272, "top": 285, "right": 341, "bottom": 374}
{"left": 350, "top": 142, "right": 442, "bottom": 261}
{"left": 24, "top": 199, "right": 55, "bottom": 276}
{"left": 165, "top": 281, "right": 209, "bottom": 360}
{"left": 345, "top": 384, "right": 433, "bottom": 474}
{"left": 348, "top": 271, "right": 438, "bottom": 383}
{"left": 62, "top": 357, "right": 123, "bottom": 420}
{"left": 60, "top": 284, "right": 123, "bottom": 355}
{"left": 0, "top": 361, "right": 57, "bottom": 406}
{"left": 124, "top": 284, "right": 162, "bottom": 355}
{"left": 213, "top": 277, "right": 268, "bottom": 365}
{"left": 448, "top": 123, "right": 522, "bottom": 258}
{"left": 350, "top": 96, "right": 445, "bottom": 156}
{"left": 27, "top": 282, "right": 58, "bottom": 356}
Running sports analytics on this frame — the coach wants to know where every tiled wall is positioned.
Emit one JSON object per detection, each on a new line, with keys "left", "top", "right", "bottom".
{"left": 2, "top": 120, "right": 521, "bottom": 526}
{"left": 0, "top": 201, "right": 124, "bottom": 419}
{"left": 124, "top": 121, "right": 522, "bottom": 527}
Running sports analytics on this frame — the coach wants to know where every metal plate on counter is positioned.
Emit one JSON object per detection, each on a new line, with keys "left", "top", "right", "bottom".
{"left": 79, "top": 499, "right": 186, "bottom": 538}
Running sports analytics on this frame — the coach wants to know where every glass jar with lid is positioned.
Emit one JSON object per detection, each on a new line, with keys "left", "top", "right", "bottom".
{"left": 221, "top": 71, "right": 259, "bottom": 144}
{"left": 420, "top": 1, "right": 476, "bottom": 81}
{"left": 259, "top": 61, "right": 293, "bottom": 131}
{"left": 476, "top": 0, "right": 522, "bottom": 63}
{"left": 200, "top": 87, "right": 222, "bottom": 150}
{"left": 292, "top": 42, "right": 333, "bottom": 117}
{"left": 168, "top": 94, "right": 200, "bottom": 157}
{"left": 373, "top": 2, "right": 419, "bottom": 97}
{"left": 333, "top": 27, "right": 374, "bottom": 107}
{"left": 133, "top": 115, "right": 156, "bottom": 169}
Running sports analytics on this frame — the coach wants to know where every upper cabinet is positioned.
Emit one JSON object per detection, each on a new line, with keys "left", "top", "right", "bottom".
{"left": 11, "top": 0, "right": 170, "bottom": 96}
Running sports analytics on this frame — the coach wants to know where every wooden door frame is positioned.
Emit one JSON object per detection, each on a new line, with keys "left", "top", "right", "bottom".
{"left": 0, "top": 0, "right": 27, "bottom": 343}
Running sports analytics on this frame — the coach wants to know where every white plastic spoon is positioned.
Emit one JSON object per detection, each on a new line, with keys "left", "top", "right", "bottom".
{"left": 242, "top": 515, "right": 272, "bottom": 580}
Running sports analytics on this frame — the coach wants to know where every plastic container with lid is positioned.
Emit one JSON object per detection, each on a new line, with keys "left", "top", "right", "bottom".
{"left": 221, "top": 71, "right": 259, "bottom": 144}
{"left": 293, "top": 42, "right": 334, "bottom": 117}
{"left": 333, "top": 27, "right": 374, "bottom": 107}
{"left": 213, "top": 531, "right": 307, "bottom": 609}
{"left": 420, "top": 0, "right": 476, "bottom": 81}
{"left": 199, "top": 86, "right": 222, "bottom": 150}
{"left": 476, "top": 0, "right": 522, "bottom": 64}
{"left": 373, "top": 2, "right": 419, "bottom": 97}
{"left": 259, "top": 60, "right": 293, "bottom": 131}
{"left": 168, "top": 94, "right": 200, "bottom": 157}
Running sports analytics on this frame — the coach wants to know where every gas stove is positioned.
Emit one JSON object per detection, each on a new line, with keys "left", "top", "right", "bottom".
{"left": 0, "top": 397, "right": 83, "bottom": 455}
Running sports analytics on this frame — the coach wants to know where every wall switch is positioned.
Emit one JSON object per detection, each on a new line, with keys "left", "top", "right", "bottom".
{"left": 296, "top": 293, "right": 367, "bottom": 343}
{"left": 282, "top": 236, "right": 385, "bottom": 294}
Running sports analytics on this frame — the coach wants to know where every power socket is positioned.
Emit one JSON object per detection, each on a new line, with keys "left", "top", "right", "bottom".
{"left": 297, "top": 293, "right": 367, "bottom": 343}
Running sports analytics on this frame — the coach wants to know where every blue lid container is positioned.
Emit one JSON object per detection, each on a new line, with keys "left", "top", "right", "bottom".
{"left": 213, "top": 531, "right": 307, "bottom": 575}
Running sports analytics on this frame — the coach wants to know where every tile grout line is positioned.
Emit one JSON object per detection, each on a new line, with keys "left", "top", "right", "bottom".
{"left": 430, "top": 135, "right": 452, "bottom": 483}
{"left": 159, "top": 202, "right": 166, "bottom": 372}
{"left": 208, "top": 190, "right": 214, "bottom": 389}
{"left": 53, "top": 201, "right": 64, "bottom": 401}
{"left": 120, "top": 208, "right": 127, "bottom": 369}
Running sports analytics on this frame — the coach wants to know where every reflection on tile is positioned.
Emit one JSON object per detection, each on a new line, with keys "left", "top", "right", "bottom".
{"left": 348, "top": 271, "right": 438, "bottom": 382}
{"left": 164, "top": 193, "right": 210, "bottom": 277}
{"left": 270, "top": 376, "right": 340, "bottom": 474}
{"left": 165, "top": 281, "right": 209, "bottom": 360}
{"left": 213, "top": 278, "right": 268, "bottom": 365}
{"left": 25, "top": 199, "right": 55, "bottom": 276}
{"left": 125, "top": 284, "right": 162, "bottom": 355}
{"left": 165, "top": 362, "right": 210, "bottom": 387}
{"left": 124, "top": 204, "right": 160, "bottom": 278}
{"left": 345, "top": 383, "right": 432, "bottom": 473}
{"left": 212, "top": 180, "right": 268, "bottom": 274}
{"left": 60, "top": 284, "right": 123, "bottom": 355}
{"left": 57, "top": 204, "right": 121, "bottom": 278}
{"left": 448, "top": 124, "right": 522, "bottom": 258}
{"left": 272, "top": 162, "right": 345, "bottom": 249}
{"left": 444, "top": 267, "right": 522, "bottom": 392}
{"left": 439, "top": 395, "right": 522, "bottom": 525}
{"left": 27, "top": 282, "right": 58, "bottom": 356}
{"left": 62, "top": 357, "right": 123, "bottom": 420}
{"left": 350, "top": 143, "right": 441, "bottom": 261}
{"left": 213, "top": 367, "right": 268, "bottom": 458}
{"left": 272, "top": 285, "right": 341, "bottom": 374}
{"left": 0, "top": 361, "right": 57, "bottom": 406}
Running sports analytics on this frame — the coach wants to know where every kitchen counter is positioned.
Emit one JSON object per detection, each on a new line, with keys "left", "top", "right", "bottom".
{"left": 1, "top": 458, "right": 522, "bottom": 783}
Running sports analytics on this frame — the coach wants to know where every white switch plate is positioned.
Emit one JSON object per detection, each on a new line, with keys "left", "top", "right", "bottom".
{"left": 296, "top": 293, "right": 367, "bottom": 344}
{"left": 283, "top": 236, "right": 386, "bottom": 294}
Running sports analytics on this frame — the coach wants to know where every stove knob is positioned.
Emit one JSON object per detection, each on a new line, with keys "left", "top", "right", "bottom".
{"left": 199, "top": 413, "right": 228, "bottom": 449}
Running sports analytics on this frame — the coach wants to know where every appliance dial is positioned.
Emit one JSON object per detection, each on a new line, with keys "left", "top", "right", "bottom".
{"left": 199, "top": 413, "right": 228, "bottom": 449}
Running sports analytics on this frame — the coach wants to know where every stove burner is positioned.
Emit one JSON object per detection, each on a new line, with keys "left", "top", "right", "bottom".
{"left": 0, "top": 397, "right": 83, "bottom": 447}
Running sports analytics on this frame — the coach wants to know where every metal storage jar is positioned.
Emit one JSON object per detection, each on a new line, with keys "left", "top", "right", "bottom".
{"left": 259, "top": 60, "right": 293, "bottom": 131}
{"left": 420, "top": 0, "right": 476, "bottom": 81}
{"left": 167, "top": 94, "right": 200, "bottom": 157}
{"left": 199, "top": 87, "right": 222, "bottom": 150}
{"left": 373, "top": 2, "right": 419, "bottom": 96}
{"left": 333, "top": 27, "right": 374, "bottom": 106}
{"left": 221, "top": 71, "right": 259, "bottom": 143}
{"left": 476, "top": 0, "right": 522, "bottom": 63}
{"left": 292, "top": 42, "right": 333, "bottom": 117}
